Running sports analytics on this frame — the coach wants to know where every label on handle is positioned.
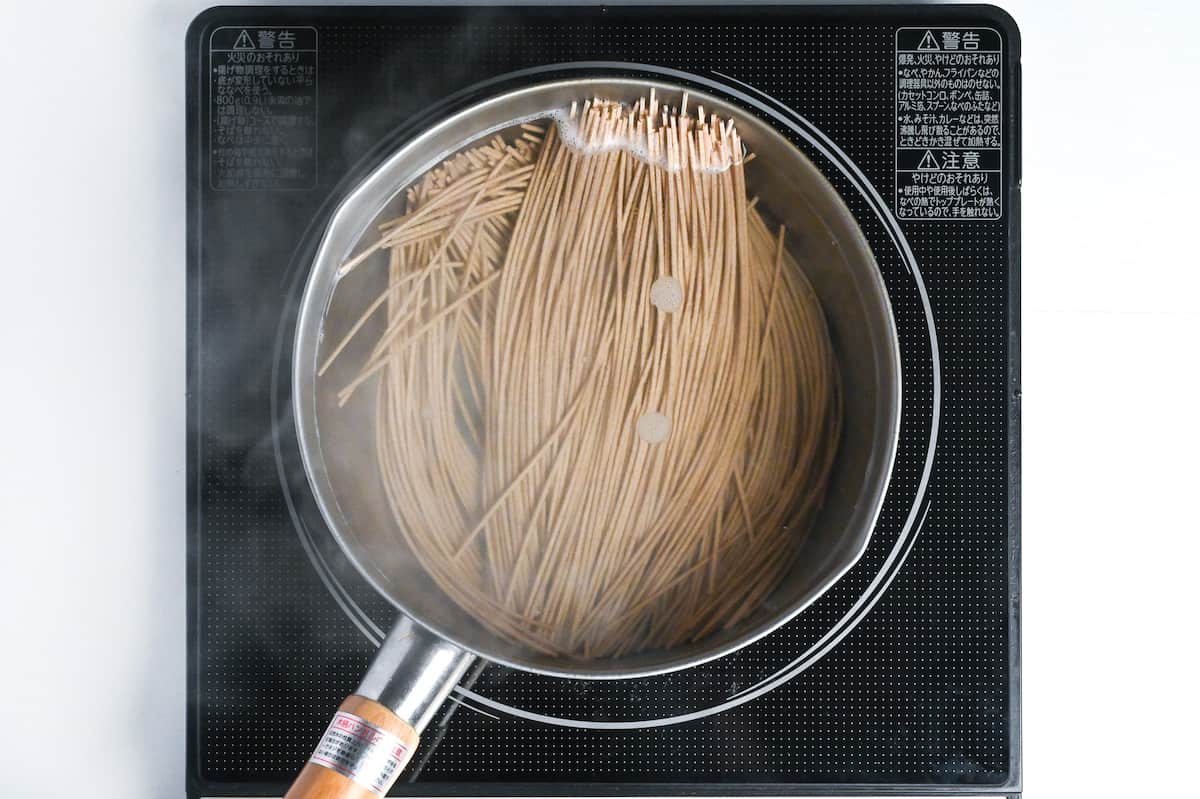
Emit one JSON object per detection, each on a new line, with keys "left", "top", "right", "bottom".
{"left": 308, "top": 711, "right": 412, "bottom": 795}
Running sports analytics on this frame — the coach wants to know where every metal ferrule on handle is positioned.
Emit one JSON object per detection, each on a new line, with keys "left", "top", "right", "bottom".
{"left": 357, "top": 617, "right": 476, "bottom": 733}
{"left": 285, "top": 618, "right": 475, "bottom": 798}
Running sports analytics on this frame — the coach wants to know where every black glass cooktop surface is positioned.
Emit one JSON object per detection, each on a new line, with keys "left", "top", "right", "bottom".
{"left": 187, "top": 5, "right": 1020, "bottom": 796}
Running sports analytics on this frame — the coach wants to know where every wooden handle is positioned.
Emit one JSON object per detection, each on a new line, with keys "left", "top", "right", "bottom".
{"left": 285, "top": 695, "right": 420, "bottom": 799}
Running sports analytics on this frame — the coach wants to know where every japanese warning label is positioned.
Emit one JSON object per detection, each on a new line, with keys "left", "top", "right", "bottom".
{"left": 895, "top": 28, "right": 1003, "bottom": 221}
{"left": 209, "top": 27, "right": 318, "bottom": 190}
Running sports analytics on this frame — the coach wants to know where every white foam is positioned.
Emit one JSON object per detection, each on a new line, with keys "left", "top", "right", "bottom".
{"left": 650, "top": 276, "right": 684, "bottom": 313}
{"left": 637, "top": 411, "right": 672, "bottom": 444}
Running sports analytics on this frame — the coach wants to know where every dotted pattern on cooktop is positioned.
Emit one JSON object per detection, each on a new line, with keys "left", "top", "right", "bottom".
{"left": 188, "top": 6, "right": 1018, "bottom": 796}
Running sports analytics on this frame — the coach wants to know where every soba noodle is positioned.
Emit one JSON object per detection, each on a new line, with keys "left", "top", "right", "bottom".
{"left": 325, "top": 93, "right": 841, "bottom": 658}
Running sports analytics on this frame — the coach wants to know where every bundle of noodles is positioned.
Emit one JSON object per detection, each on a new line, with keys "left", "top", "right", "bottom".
{"left": 328, "top": 92, "right": 841, "bottom": 658}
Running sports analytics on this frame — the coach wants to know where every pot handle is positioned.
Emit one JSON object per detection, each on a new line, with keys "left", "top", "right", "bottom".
{"left": 285, "top": 616, "right": 476, "bottom": 798}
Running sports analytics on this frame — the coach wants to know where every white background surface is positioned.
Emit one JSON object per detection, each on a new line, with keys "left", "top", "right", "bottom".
{"left": 1, "top": 1, "right": 1197, "bottom": 797}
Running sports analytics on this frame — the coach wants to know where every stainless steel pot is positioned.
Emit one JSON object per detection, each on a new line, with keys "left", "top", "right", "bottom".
{"left": 287, "top": 77, "right": 901, "bottom": 798}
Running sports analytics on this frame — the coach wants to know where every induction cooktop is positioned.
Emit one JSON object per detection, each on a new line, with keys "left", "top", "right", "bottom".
{"left": 186, "top": 5, "right": 1021, "bottom": 797}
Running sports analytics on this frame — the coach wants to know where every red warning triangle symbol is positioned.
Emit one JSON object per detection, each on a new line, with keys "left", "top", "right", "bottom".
{"left": 917, "top": 30, "right": 940, "bottom": 51}
{"left": 232, "top": 30, "right": 255, "bottom": 50}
